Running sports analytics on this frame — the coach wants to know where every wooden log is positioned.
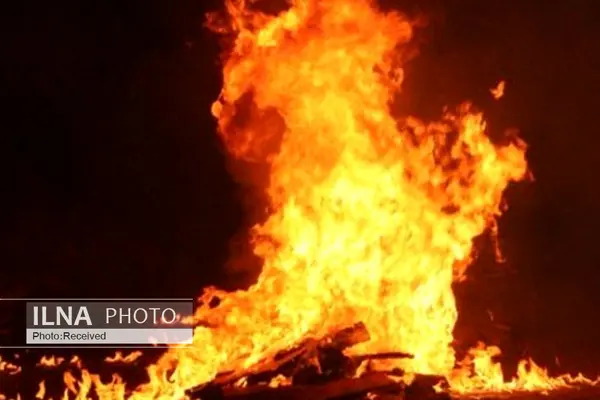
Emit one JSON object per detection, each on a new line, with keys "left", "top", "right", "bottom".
{"left": 210, "top": 337, "right": 318, "bottom": 387}
{"left": 288, "top": 322, "right": 372, "bottom": 384}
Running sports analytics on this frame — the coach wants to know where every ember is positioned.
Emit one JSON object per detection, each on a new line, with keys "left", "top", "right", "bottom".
{"left": 1, "top": 0, "right": 599, "bottom": 399}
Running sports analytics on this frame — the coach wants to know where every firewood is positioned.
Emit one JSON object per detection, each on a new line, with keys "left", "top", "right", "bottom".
{"left": 215, "top": 337, "right": 318, "bottom": 387}
{"left": 187, "top": 338, "right": 315, "bottom": 396}
{"left": 186, "top": 322, "right": 371, "bottom": 397}
{"left": 290, "top": 322, "right": 372, "bottom": 384}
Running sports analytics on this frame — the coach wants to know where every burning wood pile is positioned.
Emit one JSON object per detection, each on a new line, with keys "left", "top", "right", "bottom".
{"left": 184, "top": 323, "right": 450, "bottom": 400}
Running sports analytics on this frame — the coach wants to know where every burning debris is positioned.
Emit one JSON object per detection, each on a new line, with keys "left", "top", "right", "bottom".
{"left": 185, "top": 323, "right": 449, "bottom": 400}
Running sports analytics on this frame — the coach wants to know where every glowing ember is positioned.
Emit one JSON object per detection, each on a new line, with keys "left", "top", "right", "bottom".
{"left": 0, "top": 0, "right": 597, "bottom": 398}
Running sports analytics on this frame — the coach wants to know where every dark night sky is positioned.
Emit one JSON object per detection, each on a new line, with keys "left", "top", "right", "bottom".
{"left": 1, "top": 0, "right": 600, "bottom": 378}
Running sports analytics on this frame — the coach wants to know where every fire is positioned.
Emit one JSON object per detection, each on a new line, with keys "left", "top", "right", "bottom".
{"left": 105, "top": 351, "right": 143, "bottom": 364}
{"left": 0, "top": 0, "right": 596, "bottom": 398}
{"left": 450, "top": 342, "right": 596, "bottom": 394}
{"left": 199, "top": 0, "right": 524, "bottom": 382}
{"left": 141, "top": 0, "right": 531, "bottom": 393}
{"left": 490, "top": 80, "right": 505, "bottom": 100}
{"left": 35, "top": 381, "right": 46, "bottom": 399}
{"left": 0, "top": 356, "right": 21, "bottom": 375}
{"left": 37, "top": 355, "right": 66, "bottom": 367}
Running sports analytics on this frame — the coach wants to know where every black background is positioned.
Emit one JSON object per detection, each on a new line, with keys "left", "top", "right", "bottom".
{"left": 1, "top": 0, "right": 600, "bottom": 384}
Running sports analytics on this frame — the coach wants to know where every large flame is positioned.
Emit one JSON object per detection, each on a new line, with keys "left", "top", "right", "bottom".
{"left": 137, "top": 0, "right": 530, "bottom": 395}
{"left": 1, "top": 0, "right": 596, "bottom": 399}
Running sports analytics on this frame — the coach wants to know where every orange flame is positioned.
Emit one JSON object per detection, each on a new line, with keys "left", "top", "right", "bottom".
{"left": 0, "top": 1, "right": 596, "bottom": 398}
{"left": 490, "top": 80, "right": 505, "bottom": 100}
{"left": 37, "top": 355, "right": 66, "bottom": 368}
{"left": 141, "top": 0, "right": 532, "bottom": 394}
{"left": 105, "top": 351, "right": 143, "bottom": 364}
{"left": 451, "top": 342, "right": 597, "bottom": 394}
{"left": 0, "top": 356, "right": 21, "bottom": 375}
{"left": 35, "top": 381, "right": 46, "bottom": 399}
